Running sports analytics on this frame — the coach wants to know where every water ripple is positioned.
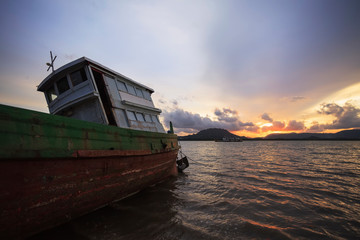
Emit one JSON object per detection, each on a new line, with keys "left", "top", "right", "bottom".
{"left": 30, "top": 141, "right": 360, "bottom": 239}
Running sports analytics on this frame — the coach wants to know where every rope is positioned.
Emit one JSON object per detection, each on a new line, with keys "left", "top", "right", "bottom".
{"left": 178, "top": 146, "right": 202, "bottom": 164}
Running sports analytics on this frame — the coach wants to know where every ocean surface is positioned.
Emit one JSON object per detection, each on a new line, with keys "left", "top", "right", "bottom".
{"left": 31, "top": 141, "right": 360, "bottom": 240}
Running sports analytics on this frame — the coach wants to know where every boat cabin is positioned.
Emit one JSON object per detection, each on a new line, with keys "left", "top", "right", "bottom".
{"left": 37, "top": 57, "right": 165, "bottom": 133}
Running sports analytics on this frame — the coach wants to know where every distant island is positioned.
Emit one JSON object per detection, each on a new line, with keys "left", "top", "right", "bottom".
{"left": 264, "top": 129, "right": 360, "bottom": 140}
{"left": 178, "top": 128, "right": 360, "bottom": 141}
{"left": 178, "top": 128, "right": 246, "bottom": 141}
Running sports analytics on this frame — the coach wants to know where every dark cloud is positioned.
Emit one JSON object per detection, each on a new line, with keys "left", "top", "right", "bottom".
{"left": 163, "top": 101, "right": 360, "bottom": 136}
{"left": 205, "top": 1, "right": 360, "bottom": 98}
{"left": 162, "top": 107, "right": 257, "bottom": 133}
{"left": 215, "top": 108, "right": 239, "bottom": 123}
{"left": 318, "top": 102, "right": 360, "bottom": 129}
{"left": 285, "top": 120, "right": 305, "bottom": 131}
{"left": 307, "top": 121, "right": 325, "bottom": 133}
{"left": 318, "top": 103, "right": 344, "bottom": 117}
{"left": 261, "top": 113, "right": 273, "bottom": 122}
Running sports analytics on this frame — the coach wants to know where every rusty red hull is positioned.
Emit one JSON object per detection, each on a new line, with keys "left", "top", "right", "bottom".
{"left": 0, "top": 104, "right": 181, "bottom": 238}
{"left": 0, "top": 149, "right": 178, "bottom": 239}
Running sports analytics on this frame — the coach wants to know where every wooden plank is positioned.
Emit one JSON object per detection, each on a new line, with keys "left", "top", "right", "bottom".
{"left": 0, "top": 104, "right": 178, "bottom": 159}
{"left": 0, "top": 150, "right": 178, "bottom": 239}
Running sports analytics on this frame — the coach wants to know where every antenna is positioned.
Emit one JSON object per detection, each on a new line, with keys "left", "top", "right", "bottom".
{"left": 46, "top": 51, "right": 57, "bottom": 72}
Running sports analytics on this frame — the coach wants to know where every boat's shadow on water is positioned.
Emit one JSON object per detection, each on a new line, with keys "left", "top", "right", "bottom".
{"left": 28, "top": 176, "right": 186, "bottom": 240}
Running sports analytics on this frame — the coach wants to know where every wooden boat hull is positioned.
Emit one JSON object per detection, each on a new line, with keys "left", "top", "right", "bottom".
{"left": 0, "top": 104, "right": 179, "bottom": 238}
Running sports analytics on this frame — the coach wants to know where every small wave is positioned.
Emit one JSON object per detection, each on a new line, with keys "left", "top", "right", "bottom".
{"left": 238, "top": 218, "right": 294, "bottom": 240}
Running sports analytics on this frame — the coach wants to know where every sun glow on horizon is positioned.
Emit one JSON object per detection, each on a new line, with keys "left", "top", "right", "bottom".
{"left": 260, "top": 122, "right": 273, "bottom": 128}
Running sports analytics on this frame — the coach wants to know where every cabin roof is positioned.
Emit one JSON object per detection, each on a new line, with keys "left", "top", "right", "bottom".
{"left": 37, "top": 57, "right": 154, "bottom": 93}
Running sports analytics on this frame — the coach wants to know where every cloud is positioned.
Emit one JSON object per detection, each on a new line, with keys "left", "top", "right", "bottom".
{"left": 290, "top": 96, "right": 306, "bottom": 102}
{"left": 215, "top": 108, "right": 239, "bottom": 123}
{"left": 162, "top": 107, "right": 257, "bottom": 133}
{"left": 204, "top": 0, "right": 360, "bottom": 108}
{"left": 158, "top": 99, "right": 166, "bottom": 104}
{"left": 285, "top": 120, "right": 305, "bottom": 131}
{"left": 261, "top": 113, "right": 273, "bottom": 122}
{"left": 307, "top": 121, "right": 325, "bottom": 133}
{"left": 280, "top": 96, "right": 307, "bottom": 103}
{"left": 171, "top": 100, "right": 178, "bottom": 106}
{"left": 317, "top": 102, "right": 360, "bottom": 129}
{"left": 260, "top": 112, "right": 302, "bottom": 132}
{"left": 261, "top": 120, "right": 286, "bottom": 132}
{"left": 318, "top": 103, "right": 344, "bottom": 117}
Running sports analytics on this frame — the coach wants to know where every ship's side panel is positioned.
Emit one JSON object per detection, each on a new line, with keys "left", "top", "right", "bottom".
{"left": 0, "top": 150, "right": 178, "bottom": 239}
{"left": 103, "top": 75, "right": 122, "bottom": 106}
{"left": 65, "top": 98, "right": 107, "bottom": 124}
{"left": 119, "top": 91, "right": 156, "bottom": 109}
{"left": 100, "top": 71, "right": 165, "bottom": 133}
{"left": 0, "top": 104, "right": 179, "bottom": 238}
{"left": 0, "top": 104, "right": 178, "bottom": 159}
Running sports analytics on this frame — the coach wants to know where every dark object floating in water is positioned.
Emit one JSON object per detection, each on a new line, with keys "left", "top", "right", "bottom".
{"left": 177, "top": 156, "right": 190, "bottom": 172}
{"left": 176, "top": 150, "right": 189, "bottom": 172}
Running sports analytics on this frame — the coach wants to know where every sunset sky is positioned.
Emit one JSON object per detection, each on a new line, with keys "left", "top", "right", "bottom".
{"left": 1, "top": 0, "right": 359, "bottom": 137}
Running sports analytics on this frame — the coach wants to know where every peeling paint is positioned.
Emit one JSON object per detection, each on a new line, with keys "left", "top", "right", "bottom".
{"left": 0, "top": 104, "right": 179, "bottom": 239}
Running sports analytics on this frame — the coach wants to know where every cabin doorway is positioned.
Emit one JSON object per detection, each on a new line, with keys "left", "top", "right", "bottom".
{"left": 91, "top": 68, "right": 117, "bottom": 126}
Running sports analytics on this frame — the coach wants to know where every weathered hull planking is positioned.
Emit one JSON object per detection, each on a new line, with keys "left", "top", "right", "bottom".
{"left": 0, "top": 104, "right": 179, "bottom": 238}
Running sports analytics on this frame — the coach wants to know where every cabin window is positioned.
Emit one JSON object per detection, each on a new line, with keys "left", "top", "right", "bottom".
{"left": 135, "top": 88, "right": 144, "bottom": 98}
{"left": 127, "top": 111, "right": 137, "bottom": 121}
{"left": 117, "top": 80, "right": 127, "bottom": 92}
{"left": 56, "top": 76, "right": 70, "bottom": 94}
{"left": 46, "top": 86, "right": 58, "bottom": 102}
{"left": 151, "top": 115, "right": 160, "bottom": 123}
{"left": 136, "top": 113, "right": 145, "bottom": 122}
{"left": 70, "top": 68, "right": 87, "bottom": 86}
{"left": 144, "top": 114, "right": 152, "bottom": 122}
{"left": 127, "top": 84, "right": 136, "bottom": 95}
{"left": 143, "top": 90, "right": 151, "bottom": 101}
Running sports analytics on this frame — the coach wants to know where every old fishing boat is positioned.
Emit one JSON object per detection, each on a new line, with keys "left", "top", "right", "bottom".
{"left": 0, "top": 56, "right": 187, "bottom": 239}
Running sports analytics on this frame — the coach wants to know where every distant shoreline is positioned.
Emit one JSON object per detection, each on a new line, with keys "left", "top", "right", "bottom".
{"left": 177, "top": 128, "right": 360, "bottom": 141}
{"left": 179, "top": 138, "right": 360, "bottom": 141}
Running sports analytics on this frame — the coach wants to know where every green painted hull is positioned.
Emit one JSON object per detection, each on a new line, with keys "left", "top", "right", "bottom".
{"left": 0, "top": 104, "right": 178, "bottom": 159}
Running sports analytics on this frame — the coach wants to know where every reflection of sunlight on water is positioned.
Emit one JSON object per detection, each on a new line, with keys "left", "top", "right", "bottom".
{"left": 178, "top": 140, "right": 360, "bottom": 239}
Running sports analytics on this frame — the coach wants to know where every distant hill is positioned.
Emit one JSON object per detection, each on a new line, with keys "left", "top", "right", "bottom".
{"left": 265, "top": 129, "right": 360, "bottom": 140}
{"left": 178, "top": 128, "right": 360, "bottom": 141}
{"left": 178, "top": 128, "right": 246, "bottom": 141}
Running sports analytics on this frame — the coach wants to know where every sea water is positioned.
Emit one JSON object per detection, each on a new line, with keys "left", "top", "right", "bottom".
{"left": 31, "top": 141, "right": 360, "bottom": 239}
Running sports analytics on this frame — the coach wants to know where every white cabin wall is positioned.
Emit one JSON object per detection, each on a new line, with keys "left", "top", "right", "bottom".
{"left": 48, "top": 68, "right": 97, "bottom": 115}
{"left": 50, "top": 82, "right": 96, "bottom": 113}
{"left": 119, "top": 92, "right": 155, "bottom": 109}
{"left": 65, "top": 98, "right": 107, "bottom": 124}
{"left": 153, "top": 117, "right": 166, "bottom": 133}
{"left": 103, "top": 75, "right": 130, "bottom": 128}
{"left": 113, "top": 109, "right": 129, "bottom": 128}
{"left": 102, "top": 75, "right": 165, "bottom": 133}
{"left": 103, "top": 75, "right": 155, "bottom": 110}
{"left": 103, "top": 75, "right": 121, "bottom": 107}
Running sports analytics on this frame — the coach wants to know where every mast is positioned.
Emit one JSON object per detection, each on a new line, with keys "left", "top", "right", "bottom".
{"left": 46, "top": 51, "right": 57, "bottom": 73}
